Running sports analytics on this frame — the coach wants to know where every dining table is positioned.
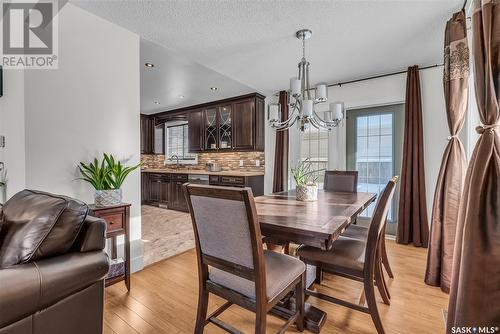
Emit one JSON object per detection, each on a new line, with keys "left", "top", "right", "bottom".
{"left": 255, "top": 189, "right": 377, "bottom": 333}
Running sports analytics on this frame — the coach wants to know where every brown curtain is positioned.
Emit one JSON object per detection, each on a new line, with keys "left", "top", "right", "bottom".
{"left": 425, "top": 10, "right": 469, "bottom": 293}
{"left": 447, "top": 0, "right": 500, "bottom": 330}
{"left": 272, "top": 91, "right": 289, "bottom": 193}
{"left": 396, "top": 66, "right": 429, "bottom": 247}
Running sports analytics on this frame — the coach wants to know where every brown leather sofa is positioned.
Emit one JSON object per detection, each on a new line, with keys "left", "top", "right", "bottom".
{"left": 0, "top": 190, "right": 109, "bottom": 334}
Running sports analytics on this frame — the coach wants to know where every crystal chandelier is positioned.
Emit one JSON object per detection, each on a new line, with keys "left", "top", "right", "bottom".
{"left": 268, "top": 29, "right": 345, "bottom": 132}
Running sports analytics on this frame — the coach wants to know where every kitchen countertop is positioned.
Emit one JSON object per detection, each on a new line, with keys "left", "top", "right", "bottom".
{"left": 141, "top": 168, "right": 264, "bottom": 177}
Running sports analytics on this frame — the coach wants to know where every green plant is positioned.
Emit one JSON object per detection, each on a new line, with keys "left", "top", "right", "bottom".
{"left": 0, "top": 168, "right": 7, "bottom": 187}
{"left": 77, "top": 153, "right": 141, "bottom": 190}
{"left": 103, "top": 153, "right": 142, "bottom": 189}
{"left": 291, "top": 158, "right": 324, "bottom": 186}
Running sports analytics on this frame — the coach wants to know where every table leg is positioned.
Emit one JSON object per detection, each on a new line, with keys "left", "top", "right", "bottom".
{"left": 125, "top": 214, "right": 131, "bottom": 292}
{"left": 111, "top": 237, "right": 117, "bottom": 259}
{"left": 270, "top": 264, "right": 327, "bottom": 333}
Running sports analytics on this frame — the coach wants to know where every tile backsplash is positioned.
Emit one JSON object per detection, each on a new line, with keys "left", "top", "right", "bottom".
{"left": 141, "top": 151, "right": 265, "bottom": 172}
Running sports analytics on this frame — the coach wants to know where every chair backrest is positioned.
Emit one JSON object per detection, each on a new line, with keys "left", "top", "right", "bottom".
{"left": 324, "top": 170, "right": 358, "bottom": 192}
{"left": 183, "top": 184, "right": 265, "bottom": 283}
{"left": 364, "top": 176, "right": 398, "bottom": 276}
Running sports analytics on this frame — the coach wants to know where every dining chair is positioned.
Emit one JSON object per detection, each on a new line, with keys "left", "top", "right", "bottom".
{"left": 343, "top": 219, "right": 395, "bottom": 279}
{"left": 184, "top": 184, "right": 306, "bottom": 334}
{"left": 297, "top": 176, "right": 399, "bottom": 334}
{"left": 323, "top": 170, "right": 358, "bottom": 192}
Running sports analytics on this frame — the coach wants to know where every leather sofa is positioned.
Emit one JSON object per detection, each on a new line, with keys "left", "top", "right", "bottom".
{"left": 0, "top": 190, "right": 109, "bottom": 334}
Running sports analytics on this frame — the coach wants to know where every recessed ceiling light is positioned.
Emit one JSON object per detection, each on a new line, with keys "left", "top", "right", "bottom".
{"left": 179, "top": 95, "right": 184, "bottom": 99}
{"left": 145, "top": 62, "right": 154, "bottom": 68}
{"left": 154, "top": 101, "right": 160, "bottom": 105}
{"left": 210, "top": 87, "right": 218, "bottom": 91}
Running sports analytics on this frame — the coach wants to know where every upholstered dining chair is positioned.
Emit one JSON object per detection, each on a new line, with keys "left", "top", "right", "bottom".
{"left": 184, "top": 184, "right": 306, "bottom": 334}
{"left": 297, "top": 176, "right": 399, "bottom": 334}
{"left": 323, "top": 170, "right": 358, "bottom": 192}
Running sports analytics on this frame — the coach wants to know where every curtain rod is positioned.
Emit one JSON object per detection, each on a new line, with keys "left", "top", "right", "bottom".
{"left": 327, "top": 63, "right": 444, "bottom": 88}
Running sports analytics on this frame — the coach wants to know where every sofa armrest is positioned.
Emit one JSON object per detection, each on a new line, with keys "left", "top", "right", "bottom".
{"left": 72, "top": 215, "right": 107, "bottom": 252}
{"left": 0, "top": 251, "right": 109, "bottom": 328}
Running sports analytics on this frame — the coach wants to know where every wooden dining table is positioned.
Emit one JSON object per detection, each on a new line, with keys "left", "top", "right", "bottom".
{"left": 255, "top": 189, "right": 377, "bottom": 333}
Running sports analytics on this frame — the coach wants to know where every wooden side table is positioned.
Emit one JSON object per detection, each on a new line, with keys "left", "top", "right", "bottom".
{"left": 89, "top": 203, "right": 131, "bottom": 291}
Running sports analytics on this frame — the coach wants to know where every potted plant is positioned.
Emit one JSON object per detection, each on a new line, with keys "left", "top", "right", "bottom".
{"left": 0, "top": 167, "right": 6, "bottom": 205}
{"left": 78, "top": 153, "right": 141, "bottom": 207}
{"left": 292, "top": 158, "right": 324, "bottom": 202}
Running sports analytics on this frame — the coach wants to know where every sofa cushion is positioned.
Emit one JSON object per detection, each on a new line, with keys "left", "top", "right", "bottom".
{"left": 0, "top": 190, "right": 88, "bottom": 268}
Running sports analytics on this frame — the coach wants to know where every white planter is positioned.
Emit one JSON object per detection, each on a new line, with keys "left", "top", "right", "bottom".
{"left": 296, "top": 184, "right": 318, "bottom": 202}
{"left": 94, "top": 189, "right": 122, "bottom": 207}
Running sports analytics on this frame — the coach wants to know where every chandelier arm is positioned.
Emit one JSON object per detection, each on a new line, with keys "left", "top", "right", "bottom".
{"left": 275, "top": 115, "right": 299, "bottom": 131}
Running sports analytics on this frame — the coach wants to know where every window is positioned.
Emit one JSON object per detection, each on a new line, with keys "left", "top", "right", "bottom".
{"left": 355, "top": 113, "right": 394, "bottom": 219}
{"left": 347, "top": 104, "right": 404, "bottom": 235}
{"left": 300, "top": 126, "right": 329, "bottom": 184}
{"left": 165, "top": 123, "right": 197, "bottom": 164}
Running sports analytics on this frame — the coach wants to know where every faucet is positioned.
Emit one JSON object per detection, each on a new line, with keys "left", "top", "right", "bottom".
{"left": 170, "top": 155, "right": 180, "bottom": 168}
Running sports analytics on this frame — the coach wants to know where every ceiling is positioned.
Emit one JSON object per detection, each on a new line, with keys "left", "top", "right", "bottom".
{"left": 71, "top": 0, "right": 463, "bottom": 112}
{"left": 139, "top": 39, "right": 255, "bottom": 114}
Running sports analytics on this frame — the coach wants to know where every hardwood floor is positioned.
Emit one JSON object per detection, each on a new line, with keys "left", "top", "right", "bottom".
{"left": 104, "top": 240, "right": 448, "bottom": 334}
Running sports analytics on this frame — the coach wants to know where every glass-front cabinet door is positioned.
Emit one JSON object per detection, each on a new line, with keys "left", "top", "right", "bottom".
{"left": 218, "top": 105, "right": 232, "bottom": 150}
{"left": 204, "top": 107, "right": 218, "bottom": 150}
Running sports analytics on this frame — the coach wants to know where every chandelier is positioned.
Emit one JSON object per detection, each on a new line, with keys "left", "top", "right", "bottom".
{"left": 268, "top": 29, "right": 345, "bottom": 132}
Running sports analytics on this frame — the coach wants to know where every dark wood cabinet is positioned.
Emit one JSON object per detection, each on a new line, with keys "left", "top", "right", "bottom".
{"left": 141, "top": 114, "right": 165, "bottom": 155}
{"left": 142, "top": 171, "right": 263, "bottom": 210}
{"left": 142, "top": 94, "right": 265, "bottom": 154}
{"left": 141, "top": 114, "right": 154, "bottom": 154}
{"left": 89, "top": 203, "right": 131, "bottom": 291}
{"left": 184, "top": 93, "right": 265, "bottom": 152}
{"left": 141, "top": 172, "right": 187, "bottom": 211}
{"left": 145, "top": 173, "right": 169, "bottom": 206}
{"left": 187, "top": 110, "right": 204, "bottom": 152}
{"left": 232, "top": 99, "right": 255, "bottom": 150}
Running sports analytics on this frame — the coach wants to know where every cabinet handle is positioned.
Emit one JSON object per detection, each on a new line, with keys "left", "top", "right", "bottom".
{"left": 109, "top": 220, "right": 115, "bottom": 225}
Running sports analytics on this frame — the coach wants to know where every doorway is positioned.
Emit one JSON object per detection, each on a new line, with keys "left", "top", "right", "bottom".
{"left": 346, "top": 104, "right": 404, "bottom": 236}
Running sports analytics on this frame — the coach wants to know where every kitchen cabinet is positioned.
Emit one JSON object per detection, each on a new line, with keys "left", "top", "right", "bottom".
{"left": 209, "top": 174, "right": 264, "bottom": 196}
{"left": 141, "top": 171, "right": 264, "bottom": 210}
{"left": 141, "top": 114, "right": 154, "bottom": 154}
{"left": 232, "top": 99, "right": 254, "bottom": 150}
{"left": 141, "top": 114, "right": 165, "bottom": 155}
{"left": 187, "top": 110, "right": 204, "bottom": 152}
{"left": 167, "top": 173, "right": 188, "bottom": 211}
{"left": 141, "top": 172, "right": 187, "bottom": 211}
{"left": 144, "top": 173, "right": 169, "bottom": 206}
{"left": 141, "top": 93, "right": 265, "bottom": 153}
{"left": 186, "top": 93, "right": 265, "bottom": 152}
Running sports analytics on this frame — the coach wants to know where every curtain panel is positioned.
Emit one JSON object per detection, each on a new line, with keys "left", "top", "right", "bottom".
{"left": 447, "top": 0, "right": 500, "bottom": 330}
{"left": 397, "top": 66, "right": 429, "bottom": 247}
{"left": 272, "top": 91, "right": 289, "bottom": 193}
{"left": 425, "top": 10, "right": 469, "bottom": 293}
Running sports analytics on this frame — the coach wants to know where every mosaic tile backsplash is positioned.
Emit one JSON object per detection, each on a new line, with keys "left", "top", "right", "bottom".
{"left": 141, "top": 151, "right": 265, "bottom": 172}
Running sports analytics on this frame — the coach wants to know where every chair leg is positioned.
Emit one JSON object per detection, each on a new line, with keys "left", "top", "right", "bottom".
{"left": 255, "top": 303, "right": 267, "bottom": 334}
{"left": 195, "top": 287, "right": 209, "bottom": 334}
{"left": 315, "top": 265, "right": 323, "bottom": 284}
{"left": 381, "top": 238, "right": 394, "bottom": 279}
{"left": 374, "top": 261, "right": 390, "bottom": 305}
{"left": 364, "top": 279, "right": 385, "bottom": 334}
{"left": 379, "top": 261, "right": 391, "bottom": 300}
{"left": 295, "top": 273, "right": 306, "bottom": 332}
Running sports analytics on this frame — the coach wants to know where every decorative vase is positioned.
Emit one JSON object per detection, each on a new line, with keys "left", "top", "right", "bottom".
{"left": 94, "top": 189, "right": 122, "bottom": 207}
{"left": 296, "top": 184, "right": 318, "bottom": 202}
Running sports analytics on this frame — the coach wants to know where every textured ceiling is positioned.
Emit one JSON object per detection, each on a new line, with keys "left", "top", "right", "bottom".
{"left": 71, "top": 0, "right": 463, "bottom": 106}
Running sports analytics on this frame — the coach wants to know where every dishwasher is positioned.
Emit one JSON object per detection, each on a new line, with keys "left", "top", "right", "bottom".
{"left": 188, "top": 174, "right": 209, "bottom": 185}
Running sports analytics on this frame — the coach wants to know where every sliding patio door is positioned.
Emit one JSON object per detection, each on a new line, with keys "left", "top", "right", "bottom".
{"left": 346, "top": 104, "right": 404, "bottom": 235}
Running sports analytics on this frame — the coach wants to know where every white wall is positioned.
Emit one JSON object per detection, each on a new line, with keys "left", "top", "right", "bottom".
{"left": 284, "top": 67, "right": 456, "bottom": 222}
{"left": 0, "top": 69, "right": 26, "bottom": 202}
{"left": 23, "top": 4, "right": 143, "bottom": 271}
